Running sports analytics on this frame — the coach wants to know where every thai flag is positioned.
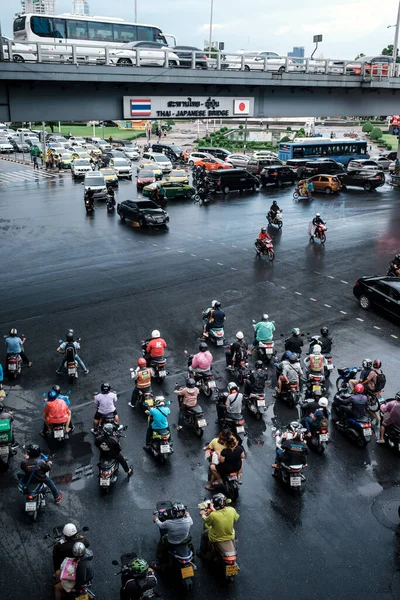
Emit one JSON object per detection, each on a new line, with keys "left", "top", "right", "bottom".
{"left": 131, "top": 99, "right": 152, "bottom": 117}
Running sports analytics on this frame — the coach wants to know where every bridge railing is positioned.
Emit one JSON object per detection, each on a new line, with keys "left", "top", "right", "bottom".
{"left": 1, "top": 40, "right": 398, "bottom": 78}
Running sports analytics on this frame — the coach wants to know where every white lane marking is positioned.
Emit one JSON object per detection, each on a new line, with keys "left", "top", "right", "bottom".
{"left": 208, "top": 239, "right": 214, "bottom": 242}
{"left": 152, "top": 243, "right": 158, "bottom": 247}
{"left": 309, "top": 298, "right": 317, "bottom": 302}
{"left": 204, "top": 258, "right": 210, "bottom": 261}
{"left": 295, "top": 292, "right": 302, "bottom": 295}
{"left": 220, "top": 242, "right": 226, "bottom": 245}
{"left": 197, "top": 236, "right": 203, "bottom": 239}
{"left": 340, "top": 311, "right": 347, "bottom": 315}
{"left": 177, "top": 250, "right": 184, "bottom": 253}
{"left": 217, "top": 262, "right": 224, "bottom": 266}
{"left": 243, "top": 248, "right": 248, "bottom": 251}
{"left": 139, "top": 241, "right": 145, "bottom": 244}
{"left": 231, "top": 267, "right": 237, "bottom": 271}
{"left": 324, "top": 304, "right": 331, "bottom": 308}
{"left": 190, "top": 253, "right": 196, "bottom": 257}
{"left": 232, "top": 245, "right": 237, "bottom": 248}
{"left": 373, "top": 326, "right": 381, "bottom": 330}
{"left": 281, "top": 286, "right": 286, "bottom": 289}
{"left": 340, "top": 280, "right": 348, "bottom": 284}
{"left": 327, "top": 275, "right": 335, "bottom": 279}
{"left": 356, "top": 318, "right": 364, "bottom": 322}
{"left": 314, "top": 270, "right": 320, "bottom": 274}
{"left": 391, "top": 334, "right": 398, "bottom": 339}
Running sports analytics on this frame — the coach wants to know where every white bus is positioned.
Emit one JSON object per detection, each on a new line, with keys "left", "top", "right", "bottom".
{"left": 13, "top": 13, "right": 176, "bottom": 49}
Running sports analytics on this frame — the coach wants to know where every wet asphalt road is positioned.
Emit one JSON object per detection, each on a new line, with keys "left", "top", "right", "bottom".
{"left": 0, "top": 159, "right": 400, "bottom": 600}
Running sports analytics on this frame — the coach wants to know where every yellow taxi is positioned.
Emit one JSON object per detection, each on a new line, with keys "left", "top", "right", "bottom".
{"left": 71, "top": 149, "right": 92, "bottom": 160}
{"left": 84, "top": 143, "right": 102, "bottom": 157}
{"left": 100, "top": 167, "right": 119, "bottom": 186}
{"left": 58, "top": 152, "right": 73, "bottom": 169}
{"left": 299, "top": 174, "right": 342, "bottom": 194}
{"left": 166, "top": 169, "right": 189, "bottom": 184}
{"left": 138, "top": 162, "right": 163, "bottom": 180}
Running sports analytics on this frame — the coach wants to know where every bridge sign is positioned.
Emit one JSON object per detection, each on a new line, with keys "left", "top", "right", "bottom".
{"left": 123, "top": 96, "right": 254, "bottom": 119}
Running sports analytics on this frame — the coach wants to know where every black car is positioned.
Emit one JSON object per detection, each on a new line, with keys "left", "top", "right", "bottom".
{"left": 338, "top": 170, "right": 385, "bottom": 191}
{"left": 117, "top": 200, "right": 169, "bottom": 227}
{"left": 285, "top": 159, "right": 310, "bottom": 178}
{"left": 301, "top": 160, "right": 346, "bottom": 178}
{"left": 353, "top": 276, "right": 400, "bottom": 320}
{"left": 260, "top": 165, "right": 296, "bottom": 187}
{"left": 173, "top": 45, "right": 208, "bottom": 69}
{"left": 102, "top": 151, "right": 123, "bottom": 166}
{"left": 151, "top": 143, "right": 183, "bottom": 162}
{"left": 206, "top": 168, "right": 260, "bottom": 194}
{"left": 197, "top": 147, "right": 231, "bottom": 161}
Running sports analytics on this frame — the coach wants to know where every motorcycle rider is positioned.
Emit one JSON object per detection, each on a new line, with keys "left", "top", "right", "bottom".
{"left": 143, "top": 330, "right": 167, "bottom": 366}
{"left": 205, "top": 434, "right": 245, "bottom": 490}
{"left": 273, "top": 422, "right": 308, "bottom": 470}
{"left": 377, "top": 391, "right": 400, "bottom": 443}
{"left": 54, "top": 541, "right": 94, "bottom": 600}
{"left": 5, "top": 328, "right": 32, "bottom": 368}
{"left": 144, "top": 396, "right": 171, "bottom": 452}
{"left": 244, "top": 360, "right": 268, "bottom": 396}
{"left": 302, "top": 397, "right": 329, "bottom": 435}
{"left": 363, "top": 359, "right": 385, "bottom": 396}
{"left": 20, "top": 443, "right": 62, "bottom": 503}
{"left": 333, "top": 383, "right": 368, "bottom": 423}
{"left": 174, "top": 378, "right": 200, "bottom": 431}
{"left": 198, "top": 493, "right": 239, "bottom": 558}
{"left": 349, "top": 358, "right": 372, "bottom": 392}
{"left": 52, "top": 523, "right": 90, "bottom": 571}
{"left": 310, "top": 213, "right": 326, "bottom": 238}
{"left": 388, "top": 253, "right": 400, "bottom": 277}
{"left": 274, "top": 353, "right": 303, "bottom": 397}
{"left": 267, "top": 200, "right": 281, "bottom": 221}
{"left": 304, "top": 344, "right": 327, "bottom": 376}
{"left": 41, "top": 389, "right": 72, "bottom": 437}
{"left": 120, "top": 558, "right": 158, "bottom": 600}
{"left": 309, "top": 326, "right": 333, "bottom": 354}
{"left": 106, "top": 184, "right": 116, "bottom": 207}
{"left": 255, "top": 227, "right": 272, "bottom": 252}
{"left": 153, "top": 502, "right": 193, "bottom": 565}
{"left": 226, "top": 331, "right": 248, "bottom": 369}
{"left": 94, "top": 422, "right": 133, "bottom": 477}
{"left": 284, "top": 328, "right": 304, "bottom": 355}
{"left": 51, "top": 384, "right": 70, "bottom": 405}
{"left": 202, "top": 300, "right": 226, "bottom": 338}
{"left": 56, "top": 330, "right": 89, "bottom": 375}
{"left": 217, "top": 382, "right": 243, "bottom": 423}
{"left": 129, "top": 358, "right": 154, "bottom": 408}
{"left": 190, "top": 342, "right": 213, "bottom": 375}
{"left": 92, "top": 383, "right": 119, "bottom": 432}
{"left": 0, "top": 402, "right": 19, "bottom": 451}
{"left": 253, "top": 314, "right": 275, "bottom": 347}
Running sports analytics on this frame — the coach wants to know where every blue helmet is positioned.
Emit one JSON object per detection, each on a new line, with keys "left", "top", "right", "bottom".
{"left": 284, "top": 351, "right": 293, "bottom": 359}
{"left": 47, "top": 390, "right": 57, "bottom": 401}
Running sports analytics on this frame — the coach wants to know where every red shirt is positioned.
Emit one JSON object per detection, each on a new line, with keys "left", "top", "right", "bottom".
{"left": 258, "top": 232, "right": 271, "bottom": 242}
{"left": 146, "top": 338, "right": 167, "bottom": 357}
{"left": 43, "top": 399, "right": 70, "bottom": 423}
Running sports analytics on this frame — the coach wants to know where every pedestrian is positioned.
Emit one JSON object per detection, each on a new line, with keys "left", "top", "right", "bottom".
{"left": 33, "top": 155, "right": 39, "bottom": 170}
{"left": 109, "top": 135, "right": 113, "bottom": 144}
{"left": 39, "top": 151, "right": 44, "bottom": 166}
{"left": 307, "top": 180, "right": 314, "bottom": 198}
{"left": 49, "top": 154, "right": 55, "bottom": 170}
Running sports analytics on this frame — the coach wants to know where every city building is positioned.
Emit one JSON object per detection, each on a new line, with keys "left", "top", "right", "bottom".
{"left": 72, "top": 0, "right": 90, "bottom": 15}
{"left": 288, "top": 46, "right": 305, "bottom": 63}
{"left": 21, "top": 0, "right": 56, "bottom": 13}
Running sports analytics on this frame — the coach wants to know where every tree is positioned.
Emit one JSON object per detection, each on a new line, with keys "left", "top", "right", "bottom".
{"left": 355, "top": 53, "right": 365, "bottom": 60}
{"left": 382, "top": 44, "right": 400, "bottom": 62}
{"left": 204, "top": 46, "right": 218, "bottom": 59}
{"left": 362, "top": 121, "right": 373, "bottom": 133}
{"left": 370, "top": 127, "right": 383, "bottom": 140}
{"left": 280, "top": 135, "right": 291, "bottom": 142}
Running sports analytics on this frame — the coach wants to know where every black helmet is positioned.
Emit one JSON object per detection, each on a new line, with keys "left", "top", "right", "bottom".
{"left": 199, "top": 342, "right": 208, "bottom": 352}
{"left": 362, "top": 358, "right": 372, "bottom": 369}
{"left": 186, "top": 378, "right": 196, "bottom": 388}
{"left": 395, "top": 391, "right": 400, "bottom": 401}
{"left": 101, "top": 382, "right": 111, "bottom": 394}
{"left": 272, "top": 200, "right": 278, "bottom": 205}
{"left": 289, "top": 354, "right": 298, "bottom": 364}
{"left": 0, "top": 402, "right": 4, "bottom": 413}
{"left": 27, "top": 444, "right": 41, "bottom": 458}
{"left": 66, "top": 330, "right": 74, "bottom": 342}
{"left": 52, "top": 385, "right": 61, "bottom": 395}
{"left": 102, "top": 423, "right": 114, "bottom": 436}
{"left": 320, "top": 326, "right": 329, "bottom": 336}
{"left": 255, "top": 360, "right": 263, "bottom": 369}
{"left": 171, "top": 502, "right": 186, "bottom": 518}
{"left": 395, "top": 253, "right": 400, "bottom": 261}
{"left": 213, "top": 493, "right": 227, "bottom": 510}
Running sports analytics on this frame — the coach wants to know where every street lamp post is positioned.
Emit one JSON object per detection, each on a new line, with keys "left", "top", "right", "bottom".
{"left": 134, "top": 0, "right": 137, "bottom": 22}
{"left": 208, "top": 0, "right": 214, "bottom": 56}
{"left": 393, "top": 0, "right": 400, "bottom": 64}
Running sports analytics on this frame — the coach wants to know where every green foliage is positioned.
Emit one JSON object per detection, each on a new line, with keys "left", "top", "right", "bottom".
{"left": 280, "top": 136, "right": 291, "bottom": 142}
{"left": 370, "top": 127, "right": 383, "bottom": 140}
{"left": 238, "top": 124, "right": 244, "bottom": 130}
{"left": 295, "top": 128, "right": 305, "bottom": 138}
{"left": 286, "top": 126, "right": 292, "bottom": 131}
{"left": 355, "top": 53, "right": 365, "bottom": 60}
{"left": 362, "top": 121, "right": 373, "bottom": 133}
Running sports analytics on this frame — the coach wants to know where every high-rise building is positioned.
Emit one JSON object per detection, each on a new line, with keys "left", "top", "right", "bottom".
{"left": 21, "top": 0, "right": 56, "bottom": 14}
{"left": 288, "top": 46, "right": 305, "bottom": 63}
{"left": 72, "top": 0, "right": 90, "bottom": 15}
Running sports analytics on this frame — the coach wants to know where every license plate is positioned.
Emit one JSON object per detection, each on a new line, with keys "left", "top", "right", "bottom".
{"left": 327, "top": 364, "right": 334, "bottom": 370}
{"left": 312, "top": 385, "right": 321, "bottom": 392}
{"left": 197, "top": 419, "right": 207, "bottom": 427}
{"left": 257, "top": 399, "right": 265, "bottom": 407}
{"left": 226, "top": 564, "right": 238, "bottom": 577}
{"left": 100, "top": 478, "right": 111, "bottom": 486}
{"left": 216, "top": 339, "right": 223, "bottom": 346}
{"left": 8, "top": 364, "right": 16, "bottom": 371}
{"left": 0, "top": 446, "right": 9, "bottom": 456}
{"left": 68, "top": 368, "right": 75, "bottom": 375}
{"left": 181, "top": 565, "right": 194, "bottom": 579}
{"left": 363, "top": 429, "right": 372, "bottom": 437}
{"left": 54, "top": 429, "right": 64, "bottom": 439}
{"left": 319, "top": 433, "right": 329, "bottom": 442}
{"left": 75, "top": 595, "right": 89, "bottom": 600}
{"left": 158, "top": 370, "right": 166, "bottom": 377}
{"left": 160, "top": 444, "right": 171, "bottom": 453}
{"left": 208, "top": 380, "right": 216, "bottom": 388}
{"left": 290, "top": 476, "right": 302, "bottom": 487}
{"left": 25, "top": 501, "right": 37, "bottom": 511}
{"left": 236, "top": 425, "right": 245, "bottom": 433}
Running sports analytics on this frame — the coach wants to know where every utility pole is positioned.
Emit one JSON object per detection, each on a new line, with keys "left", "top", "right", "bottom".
{"left": 393, "top": 0, "right": 400, "bottom": 65}
{"left": 134, "top": 0, "right": 138, "bottom": 22}
{"left": 208, "top": 0, "right": 214, "bottom": 56}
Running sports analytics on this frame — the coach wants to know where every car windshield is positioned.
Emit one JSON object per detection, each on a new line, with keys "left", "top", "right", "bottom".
{"left": 75, "top": 160, "right": 90, "bottom": 166}
{"left": 86, "top": 175, "right": 104, "bottom": 182}
{"left": 154, "top": 155, "right": 169, "bottom": 163}
{"left": 137, "top": 201, "right": 160, "bottom": 209}
{"left": 171, "top": 171, "right": 186, "bottom": 177}
{"left": 139, "top": 171, "right": 154, "bottom": 177}
{"left": 101, "top": 169, "right": 115, "bottom": 175}
{"left": 114, "top": 159, "right": 130, "bottom": 166}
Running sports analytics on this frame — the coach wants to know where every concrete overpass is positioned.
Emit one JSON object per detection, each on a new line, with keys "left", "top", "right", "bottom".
{"left": 1, "top": 62, "right": 400, "bottom": 121}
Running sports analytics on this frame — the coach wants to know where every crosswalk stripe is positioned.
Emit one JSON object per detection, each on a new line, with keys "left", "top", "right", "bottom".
{"left": 0, "top": 169, "right": 59, "bottom": 186}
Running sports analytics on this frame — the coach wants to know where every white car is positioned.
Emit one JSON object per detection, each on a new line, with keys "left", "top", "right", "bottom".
{"left": 0, "top": 137, "right": 14, "bottom": 153}
{"left": 2, "top": 36, "right": 37, "bottom": 63}
{"left": 69, "top": 136, "right": 86, "bottom": 145}
{"left": 94, "top": 140, "right": 112, "bottom": 152}
{"left": 123, "top": 147, "right": 140, "bottom": 160}
{"left": 84, "top": 171, "right": 108, "bottom": 199}
{"left": 226, "top": 51, "right": 294, "bottom": 73}
{"left": 187, "top": 151, "right": 213, "bottom": 166}
{"left": 226, "top": 153, "right": 251, "bottom": 167}
{"left": 372, "top": 156, "right": 392, "bottom": 170}
{"left": 252, "top": 151, "right": 278, "bottom": 159}
{"left": 348, "top": 159, "right": 380, "bottom": 172}
{"left": 109, "top": 41, "right": 180, "bottom": 67}
{"left": 71, "top": 159, "right": 92, "bottom": 178}
{"left": 143, "top": 151, "right": 173, "bottom": 172}
{"left": 109, "top": 157, "right": 133, "bottom": 179}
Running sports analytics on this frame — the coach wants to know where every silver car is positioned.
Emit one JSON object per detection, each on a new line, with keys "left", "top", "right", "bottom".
{"left": 109, "top": 41, "right": 180, "bottom": 67}
{"left": 226, "top": 153, "right": 251, "bottom": 168}
{"left": 348, "top": 159, "right": 380, "bottom": 172}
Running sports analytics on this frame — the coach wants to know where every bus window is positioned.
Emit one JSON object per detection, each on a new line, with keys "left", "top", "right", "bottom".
{"left": 293, "top": 146, "right": 304, "bottom": 158}
{"left": 137, "top": 25, "right": 160, "bottom": 42}
{"left": 13, "top": 16, "right": 26, "bottom": 33}
{"left": 113, "top": 23, "right": 136, "bottom": 43}
{"left": 31, "top": 16, "right": 53, "bottom": 37}
{"left": 67, "top": 20, "right": 88, "bottom": 41}
{"left": 88, "top": 21, "right": 113, "bottom": 42}
{"left": 53, "top": 18, "right": 66, "bottom": 40}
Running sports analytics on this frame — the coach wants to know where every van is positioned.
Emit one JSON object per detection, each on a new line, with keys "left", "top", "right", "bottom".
{"left": 197, "top": 147, "right": 231, "bottom": 161}
{"left": 207, "top": 168, "right": 260, "bottom": 194}
{"left": 151, "top": 143, "right": 183, "bottom": 161}
{"left": 84, "top": 171, "right": 107, "bottom": 199}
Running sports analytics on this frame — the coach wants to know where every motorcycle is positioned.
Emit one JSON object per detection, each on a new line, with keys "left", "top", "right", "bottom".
{"left": 304, "top": 362, "right": 326, "bottom": 395}
{"left": 153, "top": 501, "right": 195, "bottom": 592}
{"left": 58, "top": 338, "right": 80, "bottom": 383}
{"left": 112, "top": 553, "right": 158, "bottom": 600}
{"left": 84, "top": 196, "right": 94, "bottom": 213}
{"left": 129, "top": 379, "right": 154, "bottom": 413}
{"left": 335, "top": 366, "right": 361, "bottom": 393}
{"left": 267, "top": 210, "right": 283, "bottom": 229}
{"left": 244, "top": 392, "right": 266, "bottom": 420}
{"left": 310, "top": 223, "right": 327, "bottom": 244}
{"left": 187, "top": 356, "right": 216, "bottom": 398}
{"left": 141, "top": 341, "right": 168, "bottom": 383}
{"left": 194, "top": 182, "right": 215, "bottom": 204}
{"left": 4, "top": 333, "right": 26, "bottom": 380}
{"left": 308, "top": 336, "right": 334, "bottom": 378}
{"left": 256, "top": 340, "right": 276, "bottom": 365}
{"left": 176, "top": 388, "right": 208, "bottom": 438}
{"left": 331, "top": 397, "right": 372, "bottom": 447}
{"left": 18, "top": 451, "right": 50, "bottom": 521}
{"left": 381, "top": 422, "right": 400, "bottom": 454}
{"left": 297, "top": 399, "right": 329, "bottom": 454}
{"left": 97, "top": 427, "right": 127, "bottom": 492}
{"left": 216, "top": 391, "right": 246, "bottom": 436}
{"left": 277, "top": 383, "right": 300, "bottom": 409}
{"left": 106, "top": 195, "right": 116, "bottom": 213}
{"left": 0, "top": 412, "right": 15, "bottom": 471}
{"left": 227, "top": 357, "right": 250, "bottom": 385}
{"left": 272, "top": 428, "right": 307, "bottom": 490}
{"left": 198, "top": 499, "right": 239, "bottom": 580}
{"left": 149, "top": 428, "right": 173, "bottom": 465}
{"left": 254, "top": 238, "right": 275, "bottom": 260}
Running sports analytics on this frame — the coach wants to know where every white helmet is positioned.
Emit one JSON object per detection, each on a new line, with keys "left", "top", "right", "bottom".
{"left": 316, "top": 213, "right": 320, "bottom": 217}
{"left": 313, "top": 344, "right": 321, "bottom": 354}
{"left": 227, "top": 382, "right": 238, "bottom": 393}
{"left": 211, "top": 300, "right": 218, "bottom": 308}
{"left": 63, "top": 523, "right": 78, "bottom": 538}
{"left": 151, "top": 329, "right": 160, "bottom": 338}
{"left": 154, "top": 395, "right": 166, "bottom": 406}
{"left": 262, "top": 314, "right": 269, "bottom": 320}
{"left": 236, "top": 331, "right": 244, "bottom": 340}
{"left": 318, "top": 397, "right": 328, "bottom": 408}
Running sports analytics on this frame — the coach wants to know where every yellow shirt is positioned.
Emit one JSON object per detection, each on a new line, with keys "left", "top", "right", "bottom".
{"left": 208, "top": 438, "right": 226, "bottom": 452}
{"left": 203, "top": 507, "right": 239, "bottom": 543}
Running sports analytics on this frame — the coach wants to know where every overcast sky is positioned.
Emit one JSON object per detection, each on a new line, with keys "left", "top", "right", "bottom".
{"left": 3, "top": 0, "right": 399, "bottom": 58}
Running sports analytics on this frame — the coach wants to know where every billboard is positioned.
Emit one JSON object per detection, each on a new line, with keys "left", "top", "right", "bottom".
{"left": 123, "top": 96, "right": 254, "bottom": 119}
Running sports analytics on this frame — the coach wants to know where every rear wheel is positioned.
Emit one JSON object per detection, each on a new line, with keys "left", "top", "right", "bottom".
{"left": 252, "top": 183, "right": 259, "bottom": 192}
{"left": 278, "top": 66, "right": 285, "bottom": 74}
{"left": 185, "top": 190, "right": 193, "bottom": 199}
{"left": 168, "top": 60, "right": 178, "bottom": 67}
{"left": 325, "top": 187, "right": 332, "bottom": 195}
{"left": 189, "top": 160, "right": 194, "bottom": 166}
{"left": 244, "top": 65, "right": 250, "bottom": 71}
{"left": 364, "top": 182, "right": 372, "bottom": 191}
{"left": 359, "top": 294, "right": 371, "bottom": 310}
{"left": 119, "top": 214, "right": 126, "bottom": 222}
{"left": 223, "top": 185, "right": 230, "bottom": 194}
{"left": 13, "top": 55, "right": 25, "bottom": 63}
{"left": 117, "top": 58, "right": 133, "bottom": 66}
{"left": 293, "top": 191, "right": 299, "bottom": 200}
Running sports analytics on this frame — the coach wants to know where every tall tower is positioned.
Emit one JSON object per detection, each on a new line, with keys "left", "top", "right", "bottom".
{"left": 72, "top": 0, "right": 90, "bottom": 15}
{"left": 21, "top": 0, "right": 56, "bottom": 13}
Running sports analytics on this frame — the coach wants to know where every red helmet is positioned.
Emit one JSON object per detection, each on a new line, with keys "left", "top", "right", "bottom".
{"left": 373, "top": 359, "right": 381, "bottom": 369}
{"left": 137, "top": 358, "right": 147, "bottom": 367}
{"left": 354, "top": 383, "right": 364, "bottom": 394}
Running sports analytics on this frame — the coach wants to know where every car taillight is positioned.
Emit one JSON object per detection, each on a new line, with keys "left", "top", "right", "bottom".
{"left": 354, "top": 281, "right": 359, "bottom": 287}
{"left": 28, "top": 495, "right": 33, "bottom": 500}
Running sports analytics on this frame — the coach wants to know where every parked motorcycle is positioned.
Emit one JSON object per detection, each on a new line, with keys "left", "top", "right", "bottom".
{"left": 331, "top": 396, "right": 372, "bottom": 447}
{"left": 335, "top": 366, "right": 361, "bottom": 393}
{"left": 112, "top": 553, "right": 158, "bottom": 600}
{"left": 254, "top": 238, "right": 275, "bottom": 260}
{"left": 198, "top": 499, "right": 239, "bottom": 580}
{"left": 272, "top": 428, "right": 307, "bottom": 490}
{"left": 244, "top": 392, "right": 266, "bottom": 420}
{"left": 267, "top": 210, "right": 283, "bottom": 229}
{"left": 4, "top": 333, "right": 26, "bottom": 380}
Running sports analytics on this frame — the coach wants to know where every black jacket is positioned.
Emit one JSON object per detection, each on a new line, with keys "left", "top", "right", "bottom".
{"left": 53, "top": 535, "right": 90, "bottom": 571}
{"left": 95, "top": 434, "right": 122, "bottom": 458}
{"left": 248, "top": 369, "right": 268, "bottom": 393}
{"left": 75, "top": 549, "right": 94, "bottom": 589}
{"left": 284, "top": 335, "right": 304, "bottom": 354}
{"left": 281, "top": 439, "right": 308, "bottom": 465}
{"left": 120, "top": 573, "right": 157, "bottom": 600}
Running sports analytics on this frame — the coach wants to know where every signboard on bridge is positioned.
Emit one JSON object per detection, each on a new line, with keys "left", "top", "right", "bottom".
{"left": 123, "top": 96, "right": 254, "bottom": 119}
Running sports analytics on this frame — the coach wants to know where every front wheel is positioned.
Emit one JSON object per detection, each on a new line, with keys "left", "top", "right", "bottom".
{"left": 268, "top": 250, "right": 275, "bottom": 261}
{"left": 119, "top": 214, "right": 126, "bottom": 222}
{"left": 117, "top": 58, "right": 133, "bottom": 66}
{"left": 359, "top": 294, "right": 371, "bottom": 310}
{"left": 336, "top": 377, "right": 346, "bottom": 392}
{"left": 325, "top": 187, "right": 332, "bottom": 195}
{"left": 202, "top": 383, "right": 213, "bottom": 398}
{"left": 278, "top": 66, "right": 285, "bottom": 74}
{"left": 13, "top": 55, "right": 25, "bottom": 63}
{"left": 293, "top": 191, "right": 299, "bottom": 200}
{"left": 185, "top": 190, "right": 193, "bottom": 199}
{"left": 278, "top": 222, "right": 283, "bottom": 230}
{"left": 223, "top": 185, "right": 230, "bottom": 194}
{"left": 320, "top": 233, "right": 326, "bottom": 244}
{"left": 364, "top": 182, "right": 372, "bottom": 191}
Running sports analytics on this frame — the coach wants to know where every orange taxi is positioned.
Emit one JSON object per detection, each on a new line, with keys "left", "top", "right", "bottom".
{"left": 194, "top": 157, "right": 232, "bottom": 170}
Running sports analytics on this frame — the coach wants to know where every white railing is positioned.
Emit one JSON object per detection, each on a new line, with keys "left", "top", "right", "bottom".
{"left": 1, "top": 41, "right": 399, "bottom": 78}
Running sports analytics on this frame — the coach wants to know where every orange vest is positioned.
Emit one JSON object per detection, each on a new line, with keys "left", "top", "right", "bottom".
{"left": 309, "top": 355, "right": 323, "bottom": 372}
{"left": 136, "top": 368, "right": 152, "bottom": 388}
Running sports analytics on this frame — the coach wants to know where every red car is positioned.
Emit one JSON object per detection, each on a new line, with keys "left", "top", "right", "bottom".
{"left": 346, "top": 55, "right": 394, "bottom": 77}
{"left": 194, "top": 157, "right": 232, "bottom": 170}
{"left": 136, "top": 169, "right": 156, "bottom": 189}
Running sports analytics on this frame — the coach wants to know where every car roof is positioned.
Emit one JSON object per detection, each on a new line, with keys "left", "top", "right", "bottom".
{"left": 359, "top": 276, "right": 400, "bottom": 289}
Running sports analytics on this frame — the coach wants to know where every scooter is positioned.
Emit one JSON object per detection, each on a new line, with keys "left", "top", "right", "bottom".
{"left": 244, "top": 392, "right": 266, "bottom": 420}
{"left": 308, "top": 336, "right": 334, "bottom": 378}
{"left": 4, "top": 333, "right": 26, "bottom": 380}
{"left": 310, "top": 223, "right": 327, "bottom": 244}
{"left": 207, "top": 327, "right": 225, "bottom": 347}
{"left": 176, "top": 392, "right": 208, "bottom": 438}
{"left": 112, "top": 553, "right": 158, "bottom": 599}
{"left": 272, "top": 428, "right": 307, "bottom": 490}
{"left": 276, "top": 383, "right": 301, "bottom": 409}
{"left": 187, "top": 355, "right": 216, "bottom": 398}
{"left": 227, "top": 357, "right": 250, "bottom": 385}
{"left": 252, "top": 320, "right": 276, "bottom": 364}
{"left": 297, "top": 399, "right": 329, "bottom": 454}
{"left": 379, "top": 402, "right": 400, "bottom": 454}
{"left": 267, "top": 210, "right": 283, "bottom": 229}
{"left": 97, "top": 428, "right": 127, "bottom": 492}
{"left": 141, "top": 341, "right": 168, "bottom": 383}
{"left": 331, "top": 396, "right": 372, "bottom": 447}
{"left": 57, "top": 338, "right": 80, "bottom": 383}
{"left": 335, "top": 366, "right": 361, "bottom": 393}
{"left": 254, "top": 238, "right": 275, "bottom": 260}
{"left": 216, "top": 392, "right": 246, "bottom": 436}
{"left": 85, "top": 196, "right": 94, "bottom": 213}
{"left": 17, "top": 451, "right": 50, "bottom": 521}
{"left": 0, "top": 409, "right": 16, "bottom": 471}
{"left": 304, "top": 370, "right": 326, "bottom": 396}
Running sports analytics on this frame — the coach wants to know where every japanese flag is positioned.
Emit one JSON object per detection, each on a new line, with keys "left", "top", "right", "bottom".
{"left": 233, "top": 99, "right": 250, "bottom": 115}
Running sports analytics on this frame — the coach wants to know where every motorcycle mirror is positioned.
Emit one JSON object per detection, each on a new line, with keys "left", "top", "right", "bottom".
{"left": 122, "top": 425, "right": 128, "bottom": 431}
{"left": 67, "top": 390, "right": 71, "bottom": 395}
{"left": 58, "top": 339, "right": 62, "bottom": 343}
{"left": 252, "top": 319, "right": 256, "bottom": 324}
{"left": 271, "top": 427, "right": 277, "bottom": 431}
{"left": 112, "top": 560, "right": 119, "bottom": 566}
{"left": 130, "top": 368, "right": 134, "bottom": 372}
{"left": 82, "top": 526, "right": 90, "bottom": 532}
{"left": 42, "top": 393, "right": 47, "bottom": 397}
